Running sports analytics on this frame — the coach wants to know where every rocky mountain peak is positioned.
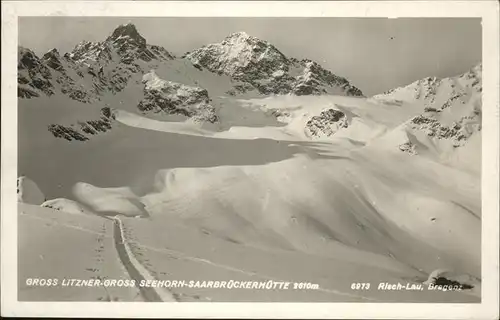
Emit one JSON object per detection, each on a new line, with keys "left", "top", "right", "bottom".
{"left": 106, "top": 23, "right": 146, "bottom": 48}
{"left": 223, "top": 31, "right": 262, "bottom": 46}
{"left": 44, "top": 48, "right": 61, "bottom": 57}
{"left": 226, "top": 31, "right": 251, "bottom": 39}
{"left": 67, "top": 23, "right": 173, "bottom": 66}
{"left": 185, "top": 32, "right": 363, "bottom": 97}
{"left": 185, "top": 32, "right": 289, "bottom": 80}
{"left": 17, "top": 22, "right": 177, "bottom": 104}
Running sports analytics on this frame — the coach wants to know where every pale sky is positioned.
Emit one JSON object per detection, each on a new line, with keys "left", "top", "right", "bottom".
{"left": 19, "top": 17, "right": 481, "bottom": 96}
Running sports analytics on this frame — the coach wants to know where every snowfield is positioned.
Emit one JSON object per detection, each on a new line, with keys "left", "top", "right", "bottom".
{"left": 18, "top": 91, "right": 482, "bottom": 302}
{"left": 17, "top": 24, "right": 482, "bottom": 302}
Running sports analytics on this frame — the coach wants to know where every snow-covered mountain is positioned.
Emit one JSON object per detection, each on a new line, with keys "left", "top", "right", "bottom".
{"left": 185, "top": 31, "right": 364, "bottom": 96}
{"left": 71, "top": 23, "right": 174, "bottom": 64}
{"left": 19, "top": 23, "right": 175, "bottom": 103}
{"left": 18, "top": 24, "right": 366, "bottom": 143}
{"left": 19, "top": 25, "right": 363, "bottom": 104}
{"left": 371, "top": 63, "right": 482, "bottom": 164}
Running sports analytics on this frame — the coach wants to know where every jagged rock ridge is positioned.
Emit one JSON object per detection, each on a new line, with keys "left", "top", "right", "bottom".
{"left": 18, "top": 23, "right": 175, "bottom": 103}
{"left": 47, "top": 107, "right": 116, "bottom": 142}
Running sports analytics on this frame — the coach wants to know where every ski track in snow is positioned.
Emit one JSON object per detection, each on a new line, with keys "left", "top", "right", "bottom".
{"left": 112, "top": 216, "right": 177, "bottom": 302}
{"left": 22, "top": 213, "right": 176, "bottom": 301}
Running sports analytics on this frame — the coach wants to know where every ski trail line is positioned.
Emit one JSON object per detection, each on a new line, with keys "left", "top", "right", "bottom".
{"left": 113, "top": 216, "right": 178, "bottom": 302}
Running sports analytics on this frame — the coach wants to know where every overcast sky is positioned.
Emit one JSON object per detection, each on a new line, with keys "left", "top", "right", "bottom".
{"left": 19, "top": 17, "right": 481, "bottom": 95}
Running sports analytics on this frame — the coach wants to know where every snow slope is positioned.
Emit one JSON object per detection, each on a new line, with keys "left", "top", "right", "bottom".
{"left": 73, "top": 183, "right": 149, "bottom": 217}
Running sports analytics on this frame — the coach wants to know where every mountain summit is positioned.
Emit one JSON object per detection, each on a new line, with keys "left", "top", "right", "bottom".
{"left": 186, "top": 31, "right": 290, "bottom": 80}
{"left": 185, "top": 32, "right": 363, "bottom": 96}
{"left": 18, "top": 23, "right": 176, "bottom": 103}
{"left": 69, "top": 23, "right": 174, "bottom": 65}
{"left": 107, "top": 23, "right": 147, "bottom": 47}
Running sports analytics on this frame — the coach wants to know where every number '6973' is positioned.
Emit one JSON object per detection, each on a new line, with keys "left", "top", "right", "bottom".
{"left": 351, "top": 282, "right": 370, "bottom": 290}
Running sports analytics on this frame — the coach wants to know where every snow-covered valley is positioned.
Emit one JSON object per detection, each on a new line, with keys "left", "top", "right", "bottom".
{"left": 17, "top": 23, "right": 482, "bottom": 302}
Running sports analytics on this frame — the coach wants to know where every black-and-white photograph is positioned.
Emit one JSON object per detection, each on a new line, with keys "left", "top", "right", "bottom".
{"left": 15, "top": 15, "right": 483, "bottom": 302}
{"left": 2, "top": 1, "right": 499, "bottom": 318}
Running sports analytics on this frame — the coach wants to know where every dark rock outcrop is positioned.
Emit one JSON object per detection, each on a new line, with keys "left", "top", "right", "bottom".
{"left": 138, "top": 71, "right": 218, "bottom": 123}
{"left": 47, "top": 107, "right": 115, "bottom": 142}
{"left": 305, "top": 108, "right": 348, "bottom": 138}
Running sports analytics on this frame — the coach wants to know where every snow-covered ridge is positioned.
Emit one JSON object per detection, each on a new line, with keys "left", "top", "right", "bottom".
{"left": 371, "top": 63, "right": 482, "bottom": 156}
{"left": 373, "top": 63, "right": 482, "bottom": 103}
{"left": 41, "top": 198, "right": 95, "bottom": 215}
